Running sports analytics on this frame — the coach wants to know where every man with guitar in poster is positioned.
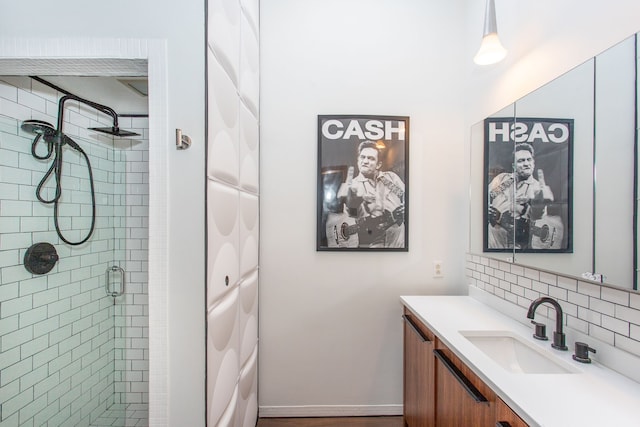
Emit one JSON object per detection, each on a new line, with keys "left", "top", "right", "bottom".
{"left": 488, "top": 143, "right": 560, "bottom": 250}
{"left": 330, "top": 140, "right": 405, "bottom": 248}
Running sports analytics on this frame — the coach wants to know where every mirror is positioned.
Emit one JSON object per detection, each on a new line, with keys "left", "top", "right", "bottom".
{"left": 593, "top": 36, "right": 636, "bottom": 288}
{"left": 512, "top": 59, "right": 594, "bottom": 279}
{"left": 469, "top": 33, "right": 638, "bottom": 291}
{"left": 470, "top": 103, "right": 515, "bottom": 263}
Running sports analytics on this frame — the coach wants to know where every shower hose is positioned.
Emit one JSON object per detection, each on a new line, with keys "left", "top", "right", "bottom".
{"left": 31, "top": 131, "right": 96, "bottom": 246}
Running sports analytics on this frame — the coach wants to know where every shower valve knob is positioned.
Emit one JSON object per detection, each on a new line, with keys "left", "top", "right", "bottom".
{"left": 24, "top": 242, "right": 59, "bottom": 275}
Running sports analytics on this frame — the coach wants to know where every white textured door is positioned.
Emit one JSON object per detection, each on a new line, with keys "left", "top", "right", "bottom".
{"left": 206, "top": 0, "right": 259, "bottom": 426}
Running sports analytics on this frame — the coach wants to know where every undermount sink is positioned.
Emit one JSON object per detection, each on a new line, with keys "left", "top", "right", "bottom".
{"left": 459, "top": 330, "right": 580, "bottom": 374}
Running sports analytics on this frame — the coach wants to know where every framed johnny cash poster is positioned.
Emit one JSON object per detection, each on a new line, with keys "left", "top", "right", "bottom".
{"left": 484, "top": 117, "right": 573, "bottom": 253}
{"left": 317, "top": 115, "right": 409, "bottom": 251}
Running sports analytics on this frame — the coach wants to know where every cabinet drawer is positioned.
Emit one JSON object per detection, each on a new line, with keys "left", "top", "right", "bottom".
{"left": 403, "top": 307, "right": 436, "bottom": 427}
{"left": 434, "top": 344, "right": 497, "bottom": 427}
{"left": 403, "top": 308, "right": 436, "bottom": 343}
{"left": 496, "top": 398, "right": 529, "bottom": 427}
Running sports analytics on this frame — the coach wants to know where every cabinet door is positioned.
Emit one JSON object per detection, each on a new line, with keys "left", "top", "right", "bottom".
{"left": 403, "top": 309, "right": 436, "bottom": 427}
{"left": 496, "top": 398, "right": 529, "bottom": 427}
{"left": 434, "top": 346, "right": 496, "bottom": 427}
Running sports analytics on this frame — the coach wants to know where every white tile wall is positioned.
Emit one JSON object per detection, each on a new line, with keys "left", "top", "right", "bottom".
{"left": 0, "top": 77, "right": 149, "bottom": 426}
{"left": 113, "top": 116, "right": 150, "bottom": 410}
{"left": 206, "top": 0, "right": 259, "bottom": 425}
{"left": 467, "top": 253, "right": 640, "bottom": 358}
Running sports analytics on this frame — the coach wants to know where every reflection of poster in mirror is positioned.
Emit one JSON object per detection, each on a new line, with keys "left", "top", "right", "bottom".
{"left": 483, "top": 117, "right": 573, "bottom": 253}
{"left": 317, "top": 115, "right": 409, "bottom": 251}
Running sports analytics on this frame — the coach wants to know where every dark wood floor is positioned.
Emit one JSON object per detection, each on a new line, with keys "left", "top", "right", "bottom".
{"left": 256, "top": 416, "right": 404, "bottom": 427}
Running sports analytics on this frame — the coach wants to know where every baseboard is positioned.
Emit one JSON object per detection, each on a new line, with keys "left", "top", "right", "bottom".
{"left": 258, "top": 404, "right": 403, "bottom": 418}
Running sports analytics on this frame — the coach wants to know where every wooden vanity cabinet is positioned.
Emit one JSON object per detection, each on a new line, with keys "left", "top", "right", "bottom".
{"left": 402, "top": 309, "right": 529, "bottom": 427}
{"left": 495, "top": 398, "right": 529, "bottom": 427}
{"left": 403, "top": 307, "right": 436, "bottom": 427}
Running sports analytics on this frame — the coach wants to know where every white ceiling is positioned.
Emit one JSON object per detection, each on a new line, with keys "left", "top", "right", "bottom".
{"left": 39, "top": 75, "right": 149, "bottom": 115}
{"left": 0, "top": 58, "right": 149, "bottom": 115}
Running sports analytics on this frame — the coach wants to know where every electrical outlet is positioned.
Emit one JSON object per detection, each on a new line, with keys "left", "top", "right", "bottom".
{"left": 433, "top": 260, "right": 443, "bottom": 278}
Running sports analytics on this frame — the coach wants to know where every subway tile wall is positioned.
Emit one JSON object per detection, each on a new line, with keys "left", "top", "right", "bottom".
{"left": 112, "top": 116, "right": 149, "bottom": 409}
{"left": 0, "top": 76, "right": 148, "bottom": 426}
{"left": 467, "top": 254, "right": 640, "bottom": 358}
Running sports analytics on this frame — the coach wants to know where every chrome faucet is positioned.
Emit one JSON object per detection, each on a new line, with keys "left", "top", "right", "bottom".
{"left": 526, "top": 297, "right": 568, "bottom": 350}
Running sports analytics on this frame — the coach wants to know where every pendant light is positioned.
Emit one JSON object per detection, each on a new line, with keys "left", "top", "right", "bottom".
{"left": 474, "top": 0, "right": 507, "bottom": 65}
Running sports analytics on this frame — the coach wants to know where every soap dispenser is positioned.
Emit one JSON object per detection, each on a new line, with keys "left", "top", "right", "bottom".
{"left": 572, "top": 342, "right": 596, "bottom": 363}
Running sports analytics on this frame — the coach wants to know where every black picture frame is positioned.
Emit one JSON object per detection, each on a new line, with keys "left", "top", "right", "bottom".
{"left": 483, "top": 117, "right": 573, "bottom": 253}
{"left": 317, "top": 115, "right": 409, "bottom": 251}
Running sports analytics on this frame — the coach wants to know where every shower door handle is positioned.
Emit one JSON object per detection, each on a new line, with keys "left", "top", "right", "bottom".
{"left": 105, "top": 265, "right": 126, "bottom": 297}
{"left": 176, "top": 129, "right": 192, "bottom": 150}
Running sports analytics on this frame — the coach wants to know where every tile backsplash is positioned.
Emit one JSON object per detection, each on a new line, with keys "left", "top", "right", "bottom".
{"left": 467, "top": 253, "right": 640, "bottom": 358}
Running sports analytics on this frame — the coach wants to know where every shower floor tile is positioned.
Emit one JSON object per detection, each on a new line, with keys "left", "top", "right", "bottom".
{"left": 91, "top": 403, "right": 149, "bottom": 427}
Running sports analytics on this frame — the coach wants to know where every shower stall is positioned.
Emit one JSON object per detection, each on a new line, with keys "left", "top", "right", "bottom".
{"left": 0, "top": 75, "right": 149, "bottom": 426}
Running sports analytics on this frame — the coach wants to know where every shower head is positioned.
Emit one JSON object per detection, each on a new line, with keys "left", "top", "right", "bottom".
{"left": 21, "top": 119, "right": 56, "bottom": 136}
{"left": 88, "top": 126, "right": 140, "bottom": 137}
{"left": 53, "top": 94, "right": 139, "bottom": 138}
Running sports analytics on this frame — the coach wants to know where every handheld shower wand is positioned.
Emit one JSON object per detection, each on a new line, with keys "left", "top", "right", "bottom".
{"left": 22, "top": 120, "right": 96, "bottom": 246}
{"left": 22, "top": 92, "right": 138, "bottom": 246}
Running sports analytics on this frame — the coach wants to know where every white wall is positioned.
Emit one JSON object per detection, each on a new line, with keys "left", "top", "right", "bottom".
{"left": 0, "top": 1, "right": 206, "bottom": 426}
{"left": 259, "top": 0, "right": 468, "bottom": 415}
{"left": 260, "top": 0, "right": 640, "bottom": 416}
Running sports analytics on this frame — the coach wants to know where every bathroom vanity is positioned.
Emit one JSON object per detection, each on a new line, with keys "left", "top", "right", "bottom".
{"left": 401, "top": 295, "right": 640, "bottom": 427}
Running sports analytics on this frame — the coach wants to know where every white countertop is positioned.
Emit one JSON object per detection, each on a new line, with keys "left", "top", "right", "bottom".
{"left": 401, "top": 295, "right": 640, "bottom": 427}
